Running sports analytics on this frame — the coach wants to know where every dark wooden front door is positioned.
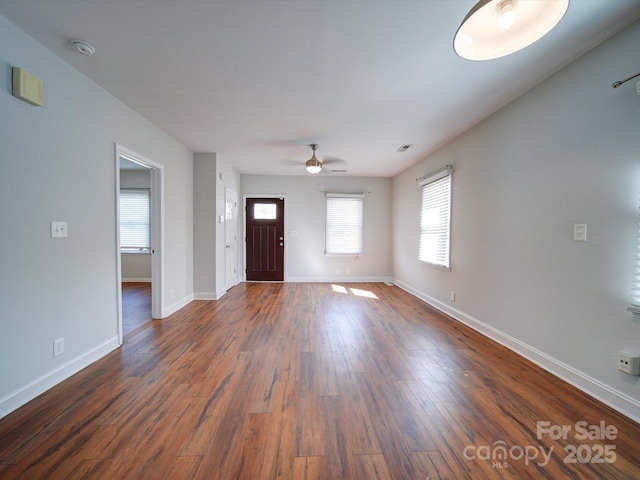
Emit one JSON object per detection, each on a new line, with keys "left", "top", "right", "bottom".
{"left": 246, "top": 197, "right": 284, "bottom": 281}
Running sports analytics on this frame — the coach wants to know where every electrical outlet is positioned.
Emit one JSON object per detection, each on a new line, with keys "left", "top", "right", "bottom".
{"left": 450, "top": 291, "right": 456, "bottom": 301}
{"left": 618, "top": 352, "right": 640, "bottom": 375}
{"left": 53, "top": 338, "right": 64, "bottom": 357}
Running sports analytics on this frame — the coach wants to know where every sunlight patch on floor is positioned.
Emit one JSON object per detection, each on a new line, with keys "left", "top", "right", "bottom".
{"left": 330, "top": 284, "right": 379, "bottom": 299}
{"left": 349, "top": 288, "right": 378, "bottom": 299}
{"left": 331, "top": 284, "right": 349, "bottom": 294}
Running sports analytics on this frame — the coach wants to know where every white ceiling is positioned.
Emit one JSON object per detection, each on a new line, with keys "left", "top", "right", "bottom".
{"left": 1, "top": 0, "right": 639, "bottom": 177}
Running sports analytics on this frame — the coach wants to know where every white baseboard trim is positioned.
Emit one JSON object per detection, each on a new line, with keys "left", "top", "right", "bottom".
{"left": 286, "top": 276, "right": 393, "bottom": 283}
{"left": 193, "top": 279, "right": 241, "bottom": 302}
{"left": 162, "top": 293, "right": 194, "bottom": 317}
{"left": 121, "top": 278, "right": 151, "bottom": 282}
{"left": 193, "top": 288, "right": 229, "bottom": 301}
{"left": 391, "top": 278, "right": 640, "bottom": 424}
{"left": 193, "top": 292, "right": 217, "bottom": 300}
{"left": 0, "top": 336, "right": 120, "bottom": 420}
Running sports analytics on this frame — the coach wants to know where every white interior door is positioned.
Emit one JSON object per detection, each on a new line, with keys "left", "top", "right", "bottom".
{"left": 225, "top": 188, "right": 238, "bottom": 290}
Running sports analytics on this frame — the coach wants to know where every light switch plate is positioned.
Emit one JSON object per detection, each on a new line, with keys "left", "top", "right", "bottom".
{"left": 573, "top": 224, "right": 587, "bottom": 242}
{"left": 51, "top": 221, "right": 68, "bottom": 238}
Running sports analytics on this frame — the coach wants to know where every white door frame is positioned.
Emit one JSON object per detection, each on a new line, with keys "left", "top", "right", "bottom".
{"left": 115, "top": 144, "right": 164, "bottom": 345}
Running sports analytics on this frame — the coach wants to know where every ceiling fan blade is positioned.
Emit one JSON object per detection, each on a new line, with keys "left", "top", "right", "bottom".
{"left": 320, "top": 156, "right": 348, "bottom": 169}
{"left": 322, "top": 158, "right": 347, "bottom": 166}
{"left": 279, "top": 158, "right": 304, "bottom": 167}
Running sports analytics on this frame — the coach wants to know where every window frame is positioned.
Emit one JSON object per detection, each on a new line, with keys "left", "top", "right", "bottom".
{"left": 325, "top": 193, "right": 364, "bottom": 256}
{"left": 119, "top": 188, "right": 151, "bottom": 254}
{"left": 630, "top": 196, "right": 640, "bottom": 316}
{"left": 418, "top": 165, "right": 452, "bottom": 270}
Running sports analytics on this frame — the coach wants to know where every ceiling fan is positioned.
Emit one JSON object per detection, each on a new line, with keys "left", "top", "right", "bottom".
{"left": 304, "top": 144, "right": 347, "bottom": 174}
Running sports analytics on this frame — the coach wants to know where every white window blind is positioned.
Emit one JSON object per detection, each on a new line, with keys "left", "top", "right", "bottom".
{"left": 419, "top": 166, "right": 452, "bottom": 269}
{"left": 325, "top": 193, "right": 364, "bottom": 255}
{"left": 120, "top": 189, "right": 150, "bottom": 253}
{"left": 630, "top": 197, "right": 640, "bottom": 315}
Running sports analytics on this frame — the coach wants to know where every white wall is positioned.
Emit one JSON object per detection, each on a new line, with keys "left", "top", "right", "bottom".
{"left": 193, "top": 153, "right": 218, "bottom": 297}
{"left": 0, "top": 15, "right": 193, "bottom": 417}
{"left": 121, "top": 254, "right": 152, "bottom": 281}
{"left": 241, "top": 175, "right": 391, "bottom": 281}
{"left": 392, "top": 21, "right": 640, "bottom": 421}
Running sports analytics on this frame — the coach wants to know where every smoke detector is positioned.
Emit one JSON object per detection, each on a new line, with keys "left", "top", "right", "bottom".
{"left": 70, "top": 39, "right": 95, "bottom": 56}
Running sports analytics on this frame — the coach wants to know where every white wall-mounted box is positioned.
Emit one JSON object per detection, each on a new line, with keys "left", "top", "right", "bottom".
{"left": 12, "top": 67, "right": 43, "bottom": 106}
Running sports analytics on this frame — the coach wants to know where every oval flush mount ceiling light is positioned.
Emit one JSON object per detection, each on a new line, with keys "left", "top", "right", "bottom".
{"left": 454, "top": 0, "right": 569, "bottom": 61}
{"left": 70, "top": 39, "right": 95, "bottom": 56}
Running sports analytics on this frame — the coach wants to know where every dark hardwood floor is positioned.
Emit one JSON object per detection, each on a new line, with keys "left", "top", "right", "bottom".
{"left": 1, "top": 282, "right": 639, "bottom": 479}
{"left": 121, "top": 282, "right": 152, "bottom": 335}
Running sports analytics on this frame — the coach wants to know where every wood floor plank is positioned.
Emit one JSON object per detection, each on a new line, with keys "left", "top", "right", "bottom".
{"left": 320, "top": 395, "right": 356, "bottom": 478}
{"left": 192, "top": 371, "right": 255, "bottom": 479}
{"left": 90, "top": 383, "right": 196, "bottom": 479}
{"left": 295, "top": 352, "right": 325, "bottom": 457}
{"left": 355, "top": 373, "right": 421, "bottom": 479}
{"left": 1, "top": 282, "right": 639, "bottom": 479}
{"left": 161, "top": 456, "right": 204, "bottom": 480}
{"left": 258, "top": 380, "right": 298, "bottom": 480}
{"left": 246, "top": 370, "right": 280, "bottom": 414}
{"left": 293, "top": 456, "right": 324, "bottom": 480}
{"left": 333, "top": 351, "right": 382, "bottom": 455}
{"left": 178, "top": 352, "right": 252, "bottom": 457}
{"left": 222, "top": 412, "right": 272, "bottom": 479}
{"left": 352, "top": 453, "right": 392, "bottom": 480}
{"left": 411, "top": 451, "right": 457, "bottom": 480}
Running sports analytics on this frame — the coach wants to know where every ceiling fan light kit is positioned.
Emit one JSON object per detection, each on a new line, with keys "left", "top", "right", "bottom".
{"left": 305, "top": 144, "right": 323, "bottom": 174}
{"left": 454, "top": 0, "right": 569, "bottom": 61}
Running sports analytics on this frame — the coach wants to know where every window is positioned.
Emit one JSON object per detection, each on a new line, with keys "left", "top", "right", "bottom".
{"left": 253, "top": 203, "right": 277, "bottom": 219}
{"left": 419, "top": 166, "right": 452, "bottom": 269}
{"left": 120, "top": 189, "right": 150, "bottom": 253}
{"left": 325, "top": 193, "right": 364, "bottom": 255}
{"left": 630, "top": 196, "right": 640, "bottom": 315}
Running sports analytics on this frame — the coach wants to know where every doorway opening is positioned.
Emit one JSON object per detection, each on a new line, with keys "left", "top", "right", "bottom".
{"left": 115, "top": 144, "right": 163, "bottom": 344}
